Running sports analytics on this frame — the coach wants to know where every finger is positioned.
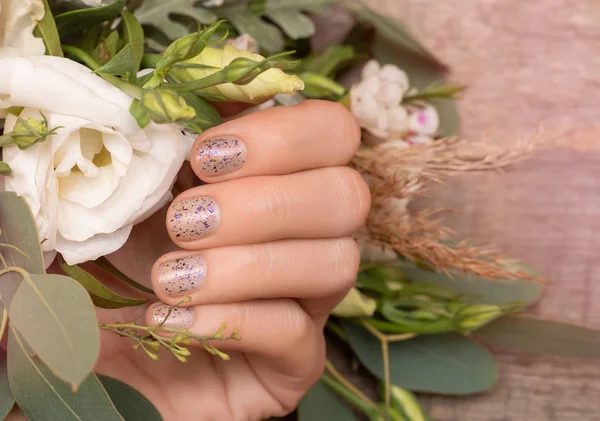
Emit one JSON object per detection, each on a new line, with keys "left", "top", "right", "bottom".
{"left": 189, "top": 100, "right": 360, "bottom": 182}
{"left": 165, "top": 166, "right": 371, "bottom": 250}
{"left": 151, "top": 238, "right": 360, "bottom": 317}
{"left": 146, "top": 299, "right": 325, "bottom": 365}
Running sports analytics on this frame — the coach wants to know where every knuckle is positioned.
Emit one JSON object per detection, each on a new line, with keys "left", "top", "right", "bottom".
{"left": 261, "top": 179, "right": 295, "bottom": 232}
{"left": 327, "top": 167, "right": 372, "bottom": 234}
{"left": 324, "top": 238, "right": 360, "bottom": 293}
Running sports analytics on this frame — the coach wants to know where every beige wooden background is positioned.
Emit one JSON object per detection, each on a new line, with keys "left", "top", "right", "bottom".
{"left": 364, "top": 0, "right": 600, "bottom": 420}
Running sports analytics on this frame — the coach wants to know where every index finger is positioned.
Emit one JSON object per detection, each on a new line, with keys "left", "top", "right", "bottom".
{"left": 189, "top": 99, "right": 361, "bottom": 182}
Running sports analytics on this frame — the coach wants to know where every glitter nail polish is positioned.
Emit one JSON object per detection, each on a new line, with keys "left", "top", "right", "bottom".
{"left": 195, "top": 137, "right": 247, "bottom": 176}
{"left": 156, "top": 255, "right": 207, "bottom": 296}
{"left": 168, "top": 197, "right": 220, "bottom": 240}
{"left": 150, "top": 303, "right": 195, "bottom": 329}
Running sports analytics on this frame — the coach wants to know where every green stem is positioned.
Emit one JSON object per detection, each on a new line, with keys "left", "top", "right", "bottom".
{"left": 368, "top": 317, "right": 456, "bottom": 335}
{"left": 321, "top": 373, "right": 381, "bottom": 418}
{"left": 63, "top": 45, "right": 144, "bottom": 100}
{"left": 166, "top": 70, "right": 228, "bottom": 93}
{"left": 325, "top": 319, "right": 348, "bottom": 342}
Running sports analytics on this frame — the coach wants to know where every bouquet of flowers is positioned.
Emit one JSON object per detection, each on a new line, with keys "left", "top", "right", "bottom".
{"left": 0, "top": 1, "right": 597, "bottom": 420}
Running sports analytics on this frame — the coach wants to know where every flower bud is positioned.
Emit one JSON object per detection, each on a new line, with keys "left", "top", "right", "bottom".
{"left": 169, "top": 45, "right": 304, "bottom": 104}
{"left": 140, "top": 88, "right": 196, "bottom": 124}
{"left": 0, "top": 161, "right": 11, "bottom": 175}
{"left": 456, "top": 304, "right": 503, "bottom": 332}
{"left": 331, "top": 287, "right": 377, "bottom": 318}
{"left": 298, "top": 72, "right": 346, "bottom": 100}
{"left": 0, "top": 114, "right": 55, "bottom": 150}
{"left": 390, "top": 385, "right": 428, "bottom": 421}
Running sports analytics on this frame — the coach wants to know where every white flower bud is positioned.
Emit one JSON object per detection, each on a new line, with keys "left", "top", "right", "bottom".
{"left": 361, "top": 59, "right": 381, "bottom": 79}
{"left": 408, "top": 104, "right": 439, "bottom": 136}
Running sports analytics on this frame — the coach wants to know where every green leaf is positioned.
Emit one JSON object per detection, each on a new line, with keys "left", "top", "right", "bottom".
{"left": 222, "top": 11, "right": 284, "bottom": 54}
{"left": 355, "top": 6, "right": 445, "bottom": 69}
{"left": 55, "top": 0, "right": 127, "bottom": 36}
{"left": 95, "top": 44, "right": 138, "bottom": 81}
{"left": 7, "top": 327, "right": 124, "bottom": 421}
{"left": 298, "top": 45, "right": 358, "bottom": 78}
{"left": 8, "top": 274, "right": 100, "bottom": 388}
{"left": 344, "top": 322, "right": 498, "bottom": 395}
{"left": 121, "top": 11, "right": 145, "bottom": 73}
{"left": 180, "top": 93, "right": 222, "bottom": 133}
{"left": 0, "top": 352, "right": 15, "bottom": 421}
{"left": 58, "top": 257, "right": 146, "bottom": 309}
{"left": 91, "top": 256, "right": 155, "bottom": 295}
{"left": 35, "top": 0, "right": 64, "bottom": 57}
{"left": 264, "top": 9, "right": 315, "bottom": 40}
{"left": 398, "top": 262, "right": 543, "bottom": 306}
{"left": 0, "top": 192, "right": 45, "bottom": 307}
{"left": 97, "top": 375, "right": 163, "bottom": 421}
{"left": 475, "top": 315, "right": 600, "bottom": 359}
{"left": 298, "top": 380, "right": 357, "bottom": 421}
{"left": 135, "top": 0, "right": 217, "bottom": 43}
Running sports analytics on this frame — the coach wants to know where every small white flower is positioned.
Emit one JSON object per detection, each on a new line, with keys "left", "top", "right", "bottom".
{"left": 350, "top": 60, "right": 410, "bottom": 141}
{"left": 0, "top": 0, "right": 46, "bottom": 59}
{"left": 201, "top": 0, "right": 224, "bottom": 7}
{"left": 406, "top": 103, "right": 439, "bottom": 144}
{"left": 226, "top": 34, "right": 259, "bottom": 54}
{"left": 0, "top": 56, "right": 189, "bottom": 265}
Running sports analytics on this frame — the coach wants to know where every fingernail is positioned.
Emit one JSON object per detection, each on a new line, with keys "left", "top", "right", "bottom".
{"left": 168, "top": 197, "right": 220, "bottom": 240}
{"left": 150, "top": 303, "right": 195, "bottom": 329}
{"left": 156, "top": 255, "right": 207, "bottom": 296}
{"left": 195, "top": 137, "right": 247, "bottom": 176}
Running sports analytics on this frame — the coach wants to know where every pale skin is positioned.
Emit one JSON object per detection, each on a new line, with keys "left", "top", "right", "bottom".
{"left": 8, "top": 100, "right": 371, "bottom": 421}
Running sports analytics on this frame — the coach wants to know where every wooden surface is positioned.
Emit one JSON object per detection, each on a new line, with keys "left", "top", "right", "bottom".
{"left": 365, "top": 0, "right": 600, "bottom": 420}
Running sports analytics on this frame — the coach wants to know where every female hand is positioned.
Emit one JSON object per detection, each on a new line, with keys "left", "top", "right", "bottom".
{"left": 19, "top": 100, "right": 369, "bottom": 421}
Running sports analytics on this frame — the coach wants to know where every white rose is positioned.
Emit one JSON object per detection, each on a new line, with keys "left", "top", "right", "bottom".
{"left": 0, "top": 0, "right": 46, "bottom": 59}
{"left": 0, "top": 56, "right": 189, "bottom": 265}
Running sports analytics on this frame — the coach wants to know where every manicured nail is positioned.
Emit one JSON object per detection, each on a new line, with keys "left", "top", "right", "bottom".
{"left": 168, "top": 197, "right": 220, "bottom": 240}
{"left": 150, "top": 303, "right": 195, "bottom": 329}
{"left": 195, "top": 137, "right": 247, "bottom": 176}
{"left": 156, "top": 255, "right": 207, "bottom": 296}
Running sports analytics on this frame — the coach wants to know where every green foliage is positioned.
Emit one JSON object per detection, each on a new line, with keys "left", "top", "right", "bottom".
{"left": 476, "top": 315, "right": 600, "bottom": 359}
{"left": 0, "top": 192, "right": 45, "bottom": 306}
{"left": 0, "top": 354, "right": 15, "bottom": 421}
{"left": 344, "top": 322, "right": 498, "bottom": 395}
{"left": 35, "top": 0, "right": 64, "bottom": 57}
{"left": 58, "top": 257, "right": 147, "bottom": 309}
{"left": 55, "top": 0, "right": 127, "bottom": 36}
{"left": 98, "top": 375, "right": 163, "bottom": 421}
{"left": 298, "top": 380, "right": 357, "bottom": 421}
{"left": 7, "top": 328, "right": 124, "bottom": 421}
{"left": 91, "top": 257, "right": 155, "bottom": 295}
{"left": 8, "top": 274, "right": 100, "bottom": 388}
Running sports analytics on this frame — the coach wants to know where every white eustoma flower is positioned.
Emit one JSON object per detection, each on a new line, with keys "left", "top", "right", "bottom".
{"left": 0, "top": 56, "right": 189, "bottom": 265}
{"left": 350, "top": 60, "right": 410, "bottom": 142}
{"left": 0, "top": 0, "right": 46, "bottom": 59}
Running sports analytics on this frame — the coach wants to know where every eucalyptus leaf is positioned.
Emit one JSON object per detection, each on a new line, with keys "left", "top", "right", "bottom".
{"left": 98, "top": 375, "right": 163, "bottom": 421}
{"left": 298, "top": 380, "right": 357, "bottom": 421}
{"left": 398, "top": 262, "right": 543, "bottom": 306}
{"left": 0, "top": 352, "right": 15, "bottom": 421}
{"left": 475, "top": 315, "right": 600, "bottom": 359}
{"left": 58, "top": 258, "right": 146, "bottom": 309}
{"left": 344, "top": 322, "right": 498, "bottom": 395}
{"left": 121, "top": 11, "right": 145, "bottom": 72}
{"left": 355, "top": 6, "right": 445, "bottom": 69}
{"left": 0, "top": 192, "right": 45, "bottom": 307}
{"left": 264, "top": 9, "right": 315, "bottom": 40}
{"left": 8, "top": 274, "right": 100, "bottom": 388}
{"left": 136, "top": 0, "right": 217, "bottom": 42}
{"left": 7, "top": 328, "right": 124, "bottom": 421}
{"left": 55, "top": 0, "right": 127, "bottom": 36}
{"left": 35, "top": 0, "right": 64, "bottom": 57}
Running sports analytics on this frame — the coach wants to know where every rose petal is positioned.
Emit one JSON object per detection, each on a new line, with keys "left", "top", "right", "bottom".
{"left": 56, "top": 224, "right": 133, "bottom": 266}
